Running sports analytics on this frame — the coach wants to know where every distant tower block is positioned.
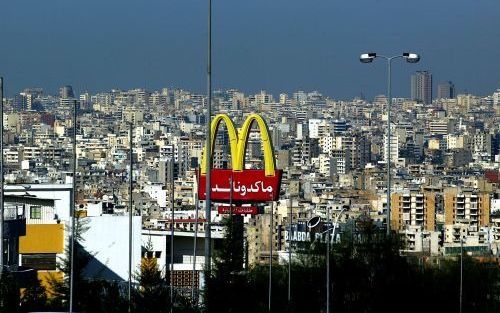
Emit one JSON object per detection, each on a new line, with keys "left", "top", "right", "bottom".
{"left": 437, "top": 81, "right": 455, "bottom": 99}
{"left": 59, "top": 85, "right": 75, "bottom": 99}
{"left": 411, "top": 71, "right": 433, "bottom": 104}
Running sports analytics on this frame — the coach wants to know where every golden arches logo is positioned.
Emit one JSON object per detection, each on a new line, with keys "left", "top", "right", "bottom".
{"left": 200, "top": 113, "right": 277, "bottom": 177}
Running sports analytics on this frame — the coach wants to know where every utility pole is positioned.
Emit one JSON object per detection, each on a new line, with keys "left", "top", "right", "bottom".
{"left": 288, "top": 197, "right": 292, "bottom": 302}
{"left": 69, "top": 98, "right": 77, "bottom": 313}
{"left": 0, "top": 77, "right": 4, "bottom": 278}
{"left": 170, "top": 155, "right": 175, "bottom": 310}
{"left": 204, "top": 0, "right": 213, "bottom": 273}
{"left": 128, "top": 122, "right": 133, "bottom": 313}
{"left": 460, "top": 237, "right": 463, "bottom": 313}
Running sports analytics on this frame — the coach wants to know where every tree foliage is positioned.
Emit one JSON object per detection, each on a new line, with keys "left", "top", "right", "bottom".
{"left": 2, "top": 215, "right": 499, "bottom": 312}
{"left": 203, "top": 217, "right": 500, "bottom": 313}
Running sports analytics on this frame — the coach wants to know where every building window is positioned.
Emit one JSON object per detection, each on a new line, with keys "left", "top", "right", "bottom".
{"left": 22, "top": 254, "right": 57, "bottom": 270}
{"left": 30, "top": 206, "right": 42, "bottom": 219}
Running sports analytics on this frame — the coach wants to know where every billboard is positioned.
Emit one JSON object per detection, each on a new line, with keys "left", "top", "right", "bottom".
{"left": 198, "top": 113, "right": 282, "bottom": 202}
{"left": 284, "top": 221, "right": 337, "bottom": 246}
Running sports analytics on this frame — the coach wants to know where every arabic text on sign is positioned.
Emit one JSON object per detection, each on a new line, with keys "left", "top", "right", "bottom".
{"left": 211, "top": 180, "right": 274, "bottom": 196}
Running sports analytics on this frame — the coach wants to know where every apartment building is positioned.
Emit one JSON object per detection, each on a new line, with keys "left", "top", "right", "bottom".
{"left": 390, "top": 191, "right": 436, "bottom": 231}
{"left": 247, "top": 211, "right": 280, "bottom": 266}
{"left": 444, "top": 188, "right": 490, "bottom": 231}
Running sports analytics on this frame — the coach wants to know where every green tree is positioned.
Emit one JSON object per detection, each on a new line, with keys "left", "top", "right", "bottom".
{"left": 132, "top": 253, "right": 171, "bottom": 313}
{"left": 48, "top": 217, "right": 92, "bottom": 310}
{"left": 0, "top": 271, "right": 20, "bottom": 313}
{"left": 19, "top": 277, "right": 48, "bottom": 312}
{"left": 204, "top": 215, "right": 246, "bottom": 313}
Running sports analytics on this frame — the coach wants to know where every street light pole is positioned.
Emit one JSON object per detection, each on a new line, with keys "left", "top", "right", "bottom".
{"left": 128, "top": 122, "right": 133, "bottom": 313}
{"left": 288, "top": 197, "right": 292, "bottom": 303}
{"left": 460, "top": 237, "right": 463, "bottom": 313}
{"left": 170, "top": 155, "right": 175, "bottom": 310}
{"left": 307, "top": 207, "right": 347, "bottom": 313}
{"left": 327, "top": 207, "right": 346, "bottom": 313}
{"left": 359, "top": 52, "right": 420, "bottom": 235}
{"left": 386, "top": 57, "right": 392, "bottom": 236}
{"left": 326, "top": 206, "right": 331, "bottom": 313}
{"left": 0, "top": 77, "right": 4, "bottom": 278}
{"left": 69, "top": 98, "right": 77, "bottom": 313}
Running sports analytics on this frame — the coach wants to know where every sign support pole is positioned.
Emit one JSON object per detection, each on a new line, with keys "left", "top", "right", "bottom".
{"left": 268, "top": 195, "right": 273, "bottom": 313}
{"left": 288, "top": 196, "right": 292, "bottom": 302}
{"left": 191, "top": 176, "right": 199, "bottom": 303}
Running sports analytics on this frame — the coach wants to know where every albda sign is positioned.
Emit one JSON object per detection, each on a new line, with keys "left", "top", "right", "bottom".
{"left": 198, "top": 113, "right": 282, "bottom": 202}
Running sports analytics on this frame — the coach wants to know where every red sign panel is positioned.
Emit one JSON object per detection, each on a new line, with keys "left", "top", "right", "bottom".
{"left": 198, "top": 169, "right": 282, "bottom": 202}
{"left": 217, "top": 206, "right": 258, "bottom": 215}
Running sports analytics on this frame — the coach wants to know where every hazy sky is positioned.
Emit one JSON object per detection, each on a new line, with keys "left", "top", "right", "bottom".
{"left": 1, "top": 0, "right": 499, "bottom": 99}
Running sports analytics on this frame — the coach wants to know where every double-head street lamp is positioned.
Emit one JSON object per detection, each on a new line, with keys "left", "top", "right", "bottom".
{"left": 359, "top": 52, "right": 420, "bottom": 235}
{"left": 307, "top": 206, "right": 348, "bottom": 313}
{"left": 359, "top": 52, "right": 420, "bottom": 64}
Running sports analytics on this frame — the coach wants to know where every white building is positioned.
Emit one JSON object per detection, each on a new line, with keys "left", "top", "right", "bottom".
{"left": 445, "top": 134, "right": 465, "bottom": 149}
{"left": 83, "top": 215, "right": 142, "bottom": 281}
{"left": 143, "top": 182, "right": 167, "bottom": 208}
{"left": 492, "top": 89, "right": 500, "bottom": 106}
{"left": 383, "top": 133, "right": 399, "bottom": 164}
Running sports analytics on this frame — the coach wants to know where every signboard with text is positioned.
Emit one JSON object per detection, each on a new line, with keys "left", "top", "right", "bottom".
{"left": 198, "top": 113, "right": 282, "bottom": 205}
{"left": 199, "top": 169, "right": 282, "bottom": 202}
{"left": 217, "top": 205, "right": 259, "bottom": 215}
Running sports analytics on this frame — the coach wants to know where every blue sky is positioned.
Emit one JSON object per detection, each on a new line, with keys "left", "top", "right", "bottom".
{"left": 1, "top": 0, "right": 499, "bottom": 99}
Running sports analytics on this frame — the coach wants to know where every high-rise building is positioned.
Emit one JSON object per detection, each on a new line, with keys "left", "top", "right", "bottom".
{"left": 493, "top": 89, "right": 500, "bottom": 106}
{"left": 383, "top": 133, "right": 399, "bottom": 164}
{"left": 59, "top": 85, "right": 74, "bottom": 99}
{"left": 437, "top": 81, "right": 455, "bottom": 99}
{"left": 411, "top": 71, "right": 433, "bottom": 104}
{"left": 332, "top": 119, "right": 348, "bottom": 135}
{"left": 59, "top": 85, "right": 76, "bottom": 107}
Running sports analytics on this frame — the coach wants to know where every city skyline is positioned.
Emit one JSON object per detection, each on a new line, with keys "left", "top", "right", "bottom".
{"left": 4, "top": 77, "right": 500, "bottom": 102}
{"left": 1, "top": 0, "right": 500, "bottom": 98}
{"left": 1, "top": 1, "right": 500, "bottom": 311}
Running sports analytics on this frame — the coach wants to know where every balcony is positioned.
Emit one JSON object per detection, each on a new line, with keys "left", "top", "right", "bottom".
{"left": 3, "top": 206, "right": 27, "bottom": 238}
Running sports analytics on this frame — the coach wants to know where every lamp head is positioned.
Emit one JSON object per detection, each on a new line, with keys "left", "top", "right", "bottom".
{"left": 360, "top": 53, "right": 376, "bottom": 63}
{"left": 403, "top": 52, "right": 420, "bottom": 63}
{"left": 307, "top": 216, "right": 321, "bottom": 229}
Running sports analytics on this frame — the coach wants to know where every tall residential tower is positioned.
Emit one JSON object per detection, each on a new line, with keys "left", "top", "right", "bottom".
{"left": 411, "top": 71, "right": 433, "bottom": 104}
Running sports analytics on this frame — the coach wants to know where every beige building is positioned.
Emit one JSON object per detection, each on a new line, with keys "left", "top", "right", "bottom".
{"left": 445, "top": 134, "right": 466, "bottom": 149}
{"left": 444, "top": 188, "right": 490, "bottom": 231}
{"left": 246, "top": 210, "right": 280, "bottom": 266}
{"left": 428, "top": 138, "right": 441, "bottom": 150}
{"left": 390, "top": 191, "right": 436, "bottom": 231}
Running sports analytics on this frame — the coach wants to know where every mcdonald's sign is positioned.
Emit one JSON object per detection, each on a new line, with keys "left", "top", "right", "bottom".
{"left": 198, "top": 113, "right": 282, "bottom": 202}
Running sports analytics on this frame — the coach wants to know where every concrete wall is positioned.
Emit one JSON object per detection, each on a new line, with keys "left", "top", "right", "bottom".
{"left": 82, "top": 215, "right": 142, "bottom": 282}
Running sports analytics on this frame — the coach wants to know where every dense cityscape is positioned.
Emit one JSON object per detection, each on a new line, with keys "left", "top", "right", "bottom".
{"left": 0, "top": 69, "right": 499, "bottom": 311}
